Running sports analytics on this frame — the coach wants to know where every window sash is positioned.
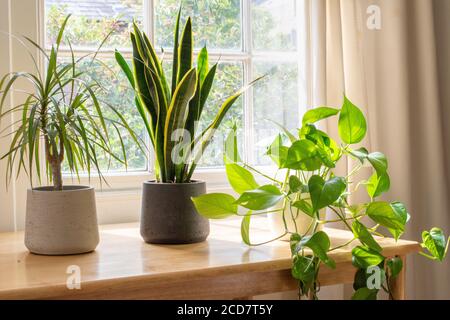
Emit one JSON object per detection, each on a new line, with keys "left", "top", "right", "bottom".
{"left": 41, "top": 0, "right": 304, "bottom": 183}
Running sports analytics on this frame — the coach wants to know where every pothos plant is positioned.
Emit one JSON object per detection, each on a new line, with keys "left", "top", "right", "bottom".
{"left": 192, "top": 95, "right": 449, "bottom": 300}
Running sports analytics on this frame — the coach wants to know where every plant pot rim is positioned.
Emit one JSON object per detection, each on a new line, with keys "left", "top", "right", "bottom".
{"left": 29, "top": 185, "right": 94, "bottom": 193}
{"left": 143, "top": 180, "right": 205, "bottom": 186}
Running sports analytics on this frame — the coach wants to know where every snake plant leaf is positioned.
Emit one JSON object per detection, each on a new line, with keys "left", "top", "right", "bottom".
{"left": 198, "top": 63, "right": 217, "bottom": 115}
{"left": 185, "top": 47, "right": 209, "bottom": 141}
{"left": 197, "top": 46, "right": 209, "bottom": 85}
{"left": 225, "top": 163, "right": 259, "bottom": 194}
{"left": 302, "top": 106, "right": 340, "bottom": 125}
{"left": 164, "top": 68, "right": 197, "bottom": 180}
{"left": 177, "top": 17, "right": 193, "bottom": 84}
{"left": 172, "top": 7, "right": 181, "bottom": 94}
{"left": 338, "top": 95, "right": 367, "bottom": 144}
{"left": 235, "top": 185, "right": 283, "bottom": 211}
{"left": 191, "top": 193, "right": 238, "bottom": 219}
{"left": 130, "top": 33, "right": 157, "bottom": 124}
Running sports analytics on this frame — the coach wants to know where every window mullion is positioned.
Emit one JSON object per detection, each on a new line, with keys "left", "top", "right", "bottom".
{"left": 144, "top": 0, "right": 154, "bottom": 175}
{"left": 242, "top": 0, "right": 254, "bottom": 165}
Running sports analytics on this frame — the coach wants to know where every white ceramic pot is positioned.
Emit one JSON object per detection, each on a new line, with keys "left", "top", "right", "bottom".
{"left": 267, "top": 198, "right": 326, "bottom": 240}
{"left": 25, "top": 186, "right": 99, "bottom": 255}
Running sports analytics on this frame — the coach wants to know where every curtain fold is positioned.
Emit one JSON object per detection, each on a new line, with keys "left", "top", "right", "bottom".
{"left": 310, "top": 0, "right": 450, "bottom": 299}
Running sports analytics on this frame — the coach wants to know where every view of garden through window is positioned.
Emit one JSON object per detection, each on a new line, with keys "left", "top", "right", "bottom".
{"left": 45, "top": 0, "right": 301, "bottom": 172}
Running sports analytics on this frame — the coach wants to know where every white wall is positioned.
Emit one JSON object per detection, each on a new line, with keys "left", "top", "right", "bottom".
{"left": 0, "top": 0, "right": 41, "bottom": 231}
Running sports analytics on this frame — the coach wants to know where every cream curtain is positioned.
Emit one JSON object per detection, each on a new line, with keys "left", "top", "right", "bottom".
{"left": 309, "top": 0, "right": 450, "bottom": 299}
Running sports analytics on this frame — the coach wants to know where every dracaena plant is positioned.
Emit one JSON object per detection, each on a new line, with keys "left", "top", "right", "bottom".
{"left": 115, "top": 10, "right": 258, "bottom": 183}
{"left": 0, "top": 15, "right": 141, "bottom": 190}
{"left": 192, "top": 95, "right": 449, "bottom": 300}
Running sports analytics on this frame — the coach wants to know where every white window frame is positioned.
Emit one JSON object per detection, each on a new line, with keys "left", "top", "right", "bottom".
{"left": 0, "top": 0, "right": 310, "bottom": 227}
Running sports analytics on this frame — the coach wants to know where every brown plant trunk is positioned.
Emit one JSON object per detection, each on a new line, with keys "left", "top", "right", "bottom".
{"left": 50, "top": 159, "right": 63, "bottom": 191}
{"left": 45, "top": 137, "right": 64, "bottom": 191}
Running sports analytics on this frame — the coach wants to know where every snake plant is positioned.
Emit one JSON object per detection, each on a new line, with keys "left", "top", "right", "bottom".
{"left": 115, "top": 10, "right": 259, "bottom": 183}
{"left": 0, "top": 15, "right": 141, "bottom": 190}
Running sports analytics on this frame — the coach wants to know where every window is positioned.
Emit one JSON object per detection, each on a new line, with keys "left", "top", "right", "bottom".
{"left": 44, "top": 0, "right": 304, "bottom": 175}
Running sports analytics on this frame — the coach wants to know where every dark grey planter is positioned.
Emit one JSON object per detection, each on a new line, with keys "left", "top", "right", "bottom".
{"left": 140, "top": 180, "right": 210, "bottom": 244}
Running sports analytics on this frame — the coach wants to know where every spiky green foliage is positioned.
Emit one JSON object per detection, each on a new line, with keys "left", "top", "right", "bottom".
{"left": 0, "top": 15, "right": 142, "bottom": 190}
{"left": 116, "top": 10, "right": 260, "bottom": 183}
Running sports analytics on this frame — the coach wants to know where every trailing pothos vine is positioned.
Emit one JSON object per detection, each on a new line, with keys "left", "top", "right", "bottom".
{"left": 192, "top": 95, "right": 449, "bottom": 300}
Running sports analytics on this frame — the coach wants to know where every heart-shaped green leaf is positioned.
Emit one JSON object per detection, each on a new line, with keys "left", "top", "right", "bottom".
{"left": 241, "top": 212, "right": 251, "bottom": 245}
{"left": 366, "top": 201, "right": 408, "bottom": 233}
{"left": 294, "top": 231, "right": 336, "bottom": 269}
{"left": 225, "top": 163, "right": 259, "bottom": 194}
{"left": 302, "top": 106, "right": 340, "bottom": 125}
{"left": 349, "top": 147, "right": 369, "bottom": 164}
{"left": 292, "top": 199, "right": 315, "bottom": 217}
{"left": 309, "top": 175, "right": 347, "bottom": 212}
{"left": 351, "top": 287, "right": 378, "bottom": 300}
{"left": 387, "top": 257, "right": 403, "bottom": 279}
{"left": 366, "top": 171, "right": 390, "bottom": 199}
{"left": 352, "top": 220, "right": 382, "bottom": 252}
{"left": 367, "top": 152, "right": 388, "bottom": 175}
{"left": 288, "top": 175, "right": 304, "bottom": 194}
{"left": 285, "top": 140, "right": 322, "bottom": 171}
{"left": 191, "top": 193, "right": 237, "bottom": 219}
{"left": 338, "top": 96, "right": 367, "bottom": 144}
{"left": 266, "top": 134, "right": 288, "bottom": 168}
{"left": 352, "top": 246, "right": 385, "bottom": 269}
{"left": 292, "top": 255, "right": 317, "bottom": 283}
{"left": 422, "top": 228, "right": 448, "bottom": 261}
{"left": 235, "top": 185, "right": 283, "bottom": 210}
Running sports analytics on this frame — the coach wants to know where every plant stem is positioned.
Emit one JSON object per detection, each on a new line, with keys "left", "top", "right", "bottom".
{"left": 319, "top": 214, "right": 364, "bottom": 224}
{"left": 329, "top": 206, "right": 352, "bottom": 231}
{"left": 243, "top": 163, "right": 283, "bottom": 185}
{"left": 247, "top": 232, "right": 288, "bottom": 247}
{"left": 329, "top": 238, "right": 356, "bottom": 251}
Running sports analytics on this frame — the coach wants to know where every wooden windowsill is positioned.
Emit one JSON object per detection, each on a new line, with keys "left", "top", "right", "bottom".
{"left": 0, "top": 218, "right": 421, "bottom": 299}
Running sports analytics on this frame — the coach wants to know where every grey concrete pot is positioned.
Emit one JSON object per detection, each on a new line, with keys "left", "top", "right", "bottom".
{"left": 140, "top": 180, "right": 210, "bottom": 244}
{"left": 25, "top": 186, "right": 99, "bottom": 255}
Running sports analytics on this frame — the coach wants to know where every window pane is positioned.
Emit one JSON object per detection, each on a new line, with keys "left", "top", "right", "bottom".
{"left": 251, "top": 0, "right": 298, "bottom": 51}
{"left": 61, "top": 58, "right": 147, "bottom": 173}
{"left": 155, "top": 0, "right": 241, "bottom": 50}
{"left": 197, "top": 62, "right": 244, "bottom": 167}
{"left": 45, "top": 0, "right": 143, "bottom": 49}
{"left": 253, "top": 61, "right": 299, "bottom": 165}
